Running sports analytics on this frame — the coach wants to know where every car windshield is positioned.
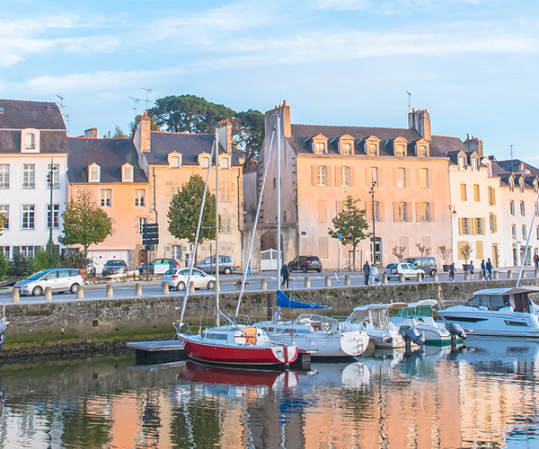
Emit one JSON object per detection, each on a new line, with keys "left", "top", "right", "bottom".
{"left": 28, "top": 271, "right": 47, "bottom": 280}
{"left": 106, "top": 260, "right": 124, "bottom": 266}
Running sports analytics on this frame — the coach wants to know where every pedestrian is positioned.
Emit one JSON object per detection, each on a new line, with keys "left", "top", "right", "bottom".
{"left": 247, "top": 259, "right": 252, "bottom": 277}
{"left": 534, "top": 254, "right": 539, "bottom": 270}
{"left": 369, "top": 264, "right": 379, "bottom": 286}
{"left": 185, "top": 254, "right": 190, "bottom": 268}
{"left": 469, "top": 261, "right": 474, "bottom": 280}
{"left": 363, "top": 261, "right": 370, "bottom": 286}
{"left": 281, "top": 263, "right": 290, "bottom": 288}
{"left": 486, "top": 258, "right": 493, "bottom": 280}
{"left": 449, "top": 262, "right": 455, "bottom": 281}
{"left": 480, "top": 259, "right": 486, "bottom": 280}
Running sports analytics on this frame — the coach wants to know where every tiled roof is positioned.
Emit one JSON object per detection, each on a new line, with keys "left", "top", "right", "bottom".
{"left": 67, "top": 137, "right": 147, "bottom": 183}
{"left": 0, "top": 129, "right": 67, "bottom": 154}
{"left": 0, "top": 99, "right": 65, "bottom": 130}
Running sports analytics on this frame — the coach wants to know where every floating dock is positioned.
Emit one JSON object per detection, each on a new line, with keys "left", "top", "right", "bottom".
{"left": 126, "top": 340, "right": 187, "bottom": 365}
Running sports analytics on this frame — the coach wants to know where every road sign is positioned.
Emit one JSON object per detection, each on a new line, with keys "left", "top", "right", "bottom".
{"left": 142, "top": 223, "right": 159, "bottom": 246}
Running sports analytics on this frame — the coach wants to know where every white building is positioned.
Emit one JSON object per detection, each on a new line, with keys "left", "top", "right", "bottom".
{"left": 0, "top": 100, "right": 68, "bottom": 259}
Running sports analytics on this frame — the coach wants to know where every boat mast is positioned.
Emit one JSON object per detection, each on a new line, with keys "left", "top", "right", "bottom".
{"left": 215, "top": 126, "right": 221, "bottom": 325}
{"left": 516, "top": 191, "right": 539, "bottom": 286}
{"left": 276, "top": 111, "right": 282, "bottom": 288}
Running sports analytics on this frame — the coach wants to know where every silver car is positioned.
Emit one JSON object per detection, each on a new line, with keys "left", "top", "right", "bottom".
{"left": 162, "top": 268, "right": 216, "bottom": 291}
{"left": 15, "top": 268, "right": 84, "bottom": 296}
{"left": 196, "top": 256, "right": 237, "bottom": 275}
{"left": 384, "top": 262, "right": 425, "bottom": 280}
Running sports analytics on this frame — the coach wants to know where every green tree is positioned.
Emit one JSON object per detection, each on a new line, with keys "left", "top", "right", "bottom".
{"left": 328, "top": 196, "right": 370, "bottom": 270}
{"left": 168, "top": 174, "right": 219, "bottom": 249}
{"left": 59, "top": 189, "right": 111, "bottom": 261}
{"left": 129, "top": 113, "right": 160, "bottom": 137}
{"left": 103, "top": 125, "right": 128, "bottom": 138}
{"left": 0, "top": 212, "right": 6, "bottom": 236}
{"left": 231, "top": 109, "right": 264, "bottom": 165}
{"left": 0, "top": 251, "right": 8, "bottom": 281}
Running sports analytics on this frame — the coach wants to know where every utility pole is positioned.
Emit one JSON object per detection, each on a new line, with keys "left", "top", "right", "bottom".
{"left": 47, "top": 157, "right": 57, "bottom": 256}
{"left": 369, "top": 177, "right": 377, "bottom": 264}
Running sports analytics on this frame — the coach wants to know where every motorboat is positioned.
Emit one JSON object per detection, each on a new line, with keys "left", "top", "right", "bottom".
{"left": 390, "top": 299, "right": 466, "bottom": 346}
{"left": 340, "top": 304, "right": 406, "bottom": 348}
{"left": 437, "top": 286, "right": 539, "bottom": 338}
{"left": 256, "top": 313, "right": 370, "bottom": 359}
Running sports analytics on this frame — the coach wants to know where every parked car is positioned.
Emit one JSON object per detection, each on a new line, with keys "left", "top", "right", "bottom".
{"left": 288, "top": 256, "right": 323, "bottom": 273}
{"left": 162, "top": 268, "right": 216, "bottom": 291}
{"left": 101, "top": 259, "right": 128, "bottom": 277}
{"left": 385, "top": 262, "right": 425, "bottom": 280}
{"left": 14, "top": 268, "right": 84, "bottom": 296}
{"left": 402, "top": 256, "right": 437, "bottom": 277}
{"left": 196, "top": 256, "right": 237, "bottom": 275}
{"left": 138, "top": 258, "right": 178, "bottom": 275}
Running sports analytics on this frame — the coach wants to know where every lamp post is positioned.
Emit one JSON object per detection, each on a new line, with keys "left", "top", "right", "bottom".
{"left": 47, "top": 158, "right": 57, "bottom": 257}
{"left": 369, "top": 178, "right": 377, "bottom": 264}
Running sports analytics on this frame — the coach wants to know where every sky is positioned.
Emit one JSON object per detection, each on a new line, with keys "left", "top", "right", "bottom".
{"left": 2, "top": 0, "right": 539, "bottom": 163}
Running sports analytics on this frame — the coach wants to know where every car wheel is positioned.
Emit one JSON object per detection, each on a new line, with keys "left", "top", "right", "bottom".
{"left": 430, "top": 269, "right": 437, "bottom": 277}
{"left": 317, "top": 268, "right": 322, "bottom": 273}
{"left": 302, "top": 266, "right": 307, "bottom": 273}
{"left": 207, "top": 281, "right": 216, "bottom": 290}
{"left": 176, "top": 281, "right": 186, "bottom": 291}
{"left": 32, "top": 286, "right": 43, "bottom": 296}
{"left": 70, "top": 283, "right": 80, "bottom": 294}
{"left": 224, "top": 267, "right": 231, "bottom": 275}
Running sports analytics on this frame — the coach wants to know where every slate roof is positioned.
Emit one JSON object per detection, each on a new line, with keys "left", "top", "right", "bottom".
{"left": 496, "top": 159, "right": 539, "bottom": 176}
{"left": 0, "top": 99, "right": 65, "bottom": 130}
{"left": 67, "top": 137, "right": 147, "bottom": 183}
{"left": 144, "top": 131, "right": 242, "bottom": 166}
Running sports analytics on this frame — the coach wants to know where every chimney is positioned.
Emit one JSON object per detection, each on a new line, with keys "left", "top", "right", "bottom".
{"left": 464, "top": 135, "right": 483, "bottom": 157}
{"left": 84, "top": 128, "right": 98, "bottom": 138}
{"left": 216, "top": 120, "right": 232, "bottom": 153}
{"left": 140, "top": 111, "right": 151, "bottom": 152}
{"left": 408, "top": 109, "right": 431, "bottom": 141}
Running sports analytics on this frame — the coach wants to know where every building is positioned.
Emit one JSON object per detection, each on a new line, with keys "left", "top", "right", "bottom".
{"left": 0, "top": 99, "right": 68, "bottom": 259}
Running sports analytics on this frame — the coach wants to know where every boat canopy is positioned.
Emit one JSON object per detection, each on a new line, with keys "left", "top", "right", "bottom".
{"left": 276, "top": 290, "right": 330, "bottom": 309}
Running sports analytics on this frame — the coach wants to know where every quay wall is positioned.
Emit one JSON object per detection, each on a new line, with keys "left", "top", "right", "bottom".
{"left": 4, "top": 279, "right": 537, "bottom": 337}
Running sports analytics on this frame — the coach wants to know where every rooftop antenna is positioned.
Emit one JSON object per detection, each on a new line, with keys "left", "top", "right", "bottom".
{"left": 64, "top": 114, "right": 70, "bottom": 134}
{"left": 406, "top": 91, "right": 412, "bottom": 112}
{"left": 510, "top": 144, "right": 515, "bottom": 172}
{"left": 128, "top": 96, "right": 140, "bottom": 116}
{"left": 56, "top": 95, "right": 64, "bottom": 113}
{"left": 141, "top": 88, "right": 152, "bottom": 110}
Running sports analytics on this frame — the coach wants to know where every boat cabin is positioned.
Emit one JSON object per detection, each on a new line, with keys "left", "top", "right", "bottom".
{"left": 465, "top": 287, "right": 539, "bottom": 313}
{"left": 346, "top": 305, "right": 392, "bottom": 330}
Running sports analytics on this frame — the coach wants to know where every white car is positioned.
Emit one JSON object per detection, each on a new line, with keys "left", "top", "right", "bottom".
{"left": 14, "top": 268, "right": 84, "bottom": 296}
{"left": 384, "top": 262, "right": 425, "bottom": 280}
{"left": 162, "top": 268, "right": 216, "bottom": 291}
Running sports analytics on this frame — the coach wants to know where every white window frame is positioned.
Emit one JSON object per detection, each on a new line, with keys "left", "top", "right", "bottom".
{"left": 89, "top": 165, "right": 101, "bottom": 183}
{"left": 122, "top": 164, "right": 134, "bottom": 183}
{"left": 47, "top": 204, "right": 59, "bottom": 229}
{"left": 0, "top": 164, "right": 9, "bottom": 188}
{"left": 22, "top": 164, "right": 35, "bottom": 189}
{"left": 138, "top": 217, "right": 147, "bottom": 235}
{"left": 0, "top": 205, "right": 9, "bottom": 229}
{"left": 340, "top": 166, "right": 350, "bottom": 187}
{"left": 22, "top": 204, "right": 35, "bottom": 230}
{"left": 316, "top": 166, "right": 327, "bottom": 186}
{"left": 134, "top": 189, "right": 146, "bottom": 207}
{"left": 396, "top": 168, "right": 406, "bottom": 188}
{"left": 100, "top": 189, "right": 112, "bottom": 208}
{"left": 419, "top": 168, "right": 429, "bottom": 188}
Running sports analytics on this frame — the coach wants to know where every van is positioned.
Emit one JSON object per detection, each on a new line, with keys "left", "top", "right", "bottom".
{"left": 14, "top": 268, "right": 84, "bottom": 296}
{"left": 402, "top": 257, "right": 437, "bottom": 277}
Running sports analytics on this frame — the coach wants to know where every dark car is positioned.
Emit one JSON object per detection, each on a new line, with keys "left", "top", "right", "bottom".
{"left": 101, "top": 259, "right": 128, "bottom": 277}
{"left": 138, "top": 258, "right": 178, "bottom": 275}
{"left": 402, "top": 256, "right": 437, "bottom": 277}
{"left": 196, "top": 256, "right": 237, "bottom": 274}
{"left": 288, "top": 256, "right": 323, "bottom": 273}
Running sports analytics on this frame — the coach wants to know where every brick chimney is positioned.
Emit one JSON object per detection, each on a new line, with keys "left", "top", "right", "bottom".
{"left": 464, "top": 135, "right": 483, "bottom": 157}
{"left": 139, "top": 111, "right": 151, "bottom": 152}
{"left": 408, "top": 109, "right": 431, "bottom": 141}
{"left": 84, "top": 128, "right": 97, "bottom": 138}
{"left": 216, "top": 120, "right": 232, "bottom": 153}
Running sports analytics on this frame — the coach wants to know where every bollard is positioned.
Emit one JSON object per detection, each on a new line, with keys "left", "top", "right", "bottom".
{"left": 382, "top": 273, "right": 388, "bottom": 284}
{"left": 44, "top": 286, "right": 52, "bottom": 301}
{"left": 106, "top": 284, "right": 113, "bottom": 298}
{"left": 433, "top": 272, "right": 439, "bottom": 282}
{"left": 464, "top": 271, "right": 470, "bottom": 281}
{"left": 345, "top": 275, "right": 351, "bottom": 286}
{"left": 398, "top": 273, "right": 405, "bottom": 283}
{"left": 135, "top": 283, "right": 142, "bottom": 296}
{"left": 304, "top": 277, "right": 311, "bottom": 288}
{"left": 162, "top": 282, "right": 169, "bottom": 294}
{"left": 416, "top": 272, "right": 423, "bottom": 283}
{"left": 261, "top": 278, "right": 267, "bottom": 290}
{"left": 12, "top": 287, "right": 20, "bottom": 303}
{"left": 494, "top": 270, "right": 499, "bottom": 280}
{"left": 76, "top": 285, "right": 84, "bottom": 299}
{"left": 507, "top": 270, "right": 513, "bottom": 280}
{"left": 189, "top": 281, "right": 195, "bottom": 293}
{"left": 325, "top": 276, "right": 331, "bottom": 287}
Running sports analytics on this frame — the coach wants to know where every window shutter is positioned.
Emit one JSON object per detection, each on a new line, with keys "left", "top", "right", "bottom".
{"left": 393, "top": 202, "right": 398, "bottom": 222}
{"left": 326, "top": 165, "right": 332, "bottom": 186}
{"left": 459, "top": 218, "right": 464, "bottom": 235}
{"left": 311, "top": 166, "right": 316, "bottom": 186}
{"left": 349, "top": 166, "right": 354, "bottom": 187}
{"left": 336, "top": 166, "right": 341, "bottom": 186}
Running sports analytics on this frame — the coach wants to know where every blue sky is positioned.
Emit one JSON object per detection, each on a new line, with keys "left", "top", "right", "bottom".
{"left": 2, "top": 0, "right": 539, "bottom": 162}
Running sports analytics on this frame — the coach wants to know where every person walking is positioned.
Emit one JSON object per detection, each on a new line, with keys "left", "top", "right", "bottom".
{"left": 369, "top": 264, "right": 379, "bottom": 286}
{"left": 449, "top": 262, "right": 455, "bottom": 281}
{"left": 363, "top": 261, "right": 370, "bottom": 286}
{"left": 486, "top": 258, "right": 493, "bottom": 280}
{"left": 480, "top": 259, "right": 486, "bottom": 280}
{"left": 534, "top": 254, "right": 539, "bottom": 270}
{"left": 281, "top": 263, "right": 290, "bottom": 289}
{"left": 185, "top": 254, "right": 190, "bottom": 268}
{"left": 469, "top": 261, "right": 475, "bottom": 280}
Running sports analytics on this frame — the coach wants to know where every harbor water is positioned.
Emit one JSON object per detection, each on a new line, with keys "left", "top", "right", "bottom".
{"left": 0, "top": 337, "right": 538, "bottom": 448}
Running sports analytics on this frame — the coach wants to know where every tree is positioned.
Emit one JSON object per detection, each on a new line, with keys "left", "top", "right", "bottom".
{"left": 459, "top": 243, "right": 473, "bottom": 264}
{"left": 59, "top": 189, "right": 111, "bottom": 261}
{"left": 392, "top": 245, "right": 406, "bottom": 261}
{"left": 415, "top": 242, "right": 431, "bottom": 256}
{"left": 328, "top": 196, "right": 370, "bottom": 270}
{"left": 437, "top": 244, "right": 452, "bottom": 265}
{"left": 231, "top": 109, "right": 264, "bottom": 165}
{"left": 129, "top": 114, "right": 160, "bottom": 137}
{"left": 168, "top": 174, "right": 219, "bottom": 251}
{"left": 103, "top": 125, "right": 128, "bottom": 138}
{"left": 0, "top": 213, "right": 5, "bottom": 236}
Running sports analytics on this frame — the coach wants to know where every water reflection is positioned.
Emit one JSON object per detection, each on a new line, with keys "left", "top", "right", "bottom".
{"left": 0, "top": 341, "right": 537, "bottom": 448}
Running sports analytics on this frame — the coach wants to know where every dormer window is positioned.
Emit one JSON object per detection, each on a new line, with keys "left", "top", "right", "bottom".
{"left": 416, "top": 139, "right": 429, "bottom": 157}
{"left": 200, "top": 156, "right": 210, "bottom": 168}
{"left": 168, "top": 152, "right": 182, "bottom": 168}
{"left": 471, "top": 157, "right": 479, "bottom": 170}
{"left": 21, "top": 129, "right": 40, "bottom": 153}
{"left": 519, "top": 177, "right": 525, "bottom": 192}
{"left": 315, "top": 142, "right": 325, "bottom": 154}
{"left": 458, "top": 156, "right": 466, "bottom": 169}
{"left": 220, "top": 156, "right": 230, "bottom": 169}
{"left": 88, "top": 164, "right": 101, "bottom": 183}
{"left": 393, "top": 137, "right": 407, "bottom": 157}
{"left": 364, "top": 136, "right": 380, "bottom": 156}
{"left": 509, "top": 178, "right": 515, "bottom": 192}
{"left": 122, "top": 163, "right": 134, "bottom": 182}
{"left": 534, "top": 179, "right": 538, "bottom": 194}
{"left": 338, "top": 135, "right": 354, "bottom": 156}
{"left": 312, "top": 134, "right": 328, "bottom": 154}
{"left": 341, "top": 143, "right": 352, "bottom": 155}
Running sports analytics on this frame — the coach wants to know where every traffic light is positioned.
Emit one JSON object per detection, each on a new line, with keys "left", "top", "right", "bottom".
{"left": 47, "top": 172, "right": 52, "bottom": 186}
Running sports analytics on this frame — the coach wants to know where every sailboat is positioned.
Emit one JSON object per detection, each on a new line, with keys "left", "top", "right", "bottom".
{"left": 174, "top": 119, "right": 298, "bottom": 367}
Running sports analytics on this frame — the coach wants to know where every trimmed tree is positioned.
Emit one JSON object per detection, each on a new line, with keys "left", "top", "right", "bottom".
{"left": 328, "top": 196, "right": 370, "bottom": 270}
{"left": 168, "top": 174, "right": 219, "bottom": 255}
{"left": 0, "top": 213, "right": 5, "bottom": 236}
{"left": 59, "top": 189, "right": 111, "bottom": 261}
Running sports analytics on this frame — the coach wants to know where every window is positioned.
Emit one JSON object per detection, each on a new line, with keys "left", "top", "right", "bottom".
{"left": 23, "top": 164, "right": 35, "bottom": 189}
{"left": 339, "top": 166, "right": 350, "bottom": 186}
{"left": 138, "top": 217, "right": 147, "bottom": 235}
{"left": 512, "top": 224, "right": 517, "bottom": 239}
{"left": 395, "top": 144, "right": 405, "bottom": 156}
{"left": 134, "top": 189, "right": 146, "bottom": 207}
{"left": 520, "top": 201, "right": 526, "bottom": 216}
{"left": 18, "top": 246, "right": 36, "bottom": 258}
{"left": 522, "top": 225, "right": 527, "bottom": 239}
{"left": 0, "top": 164, "right": 9, "bottom": 188}
{"left": 460, "top": 184, "right": 467, "bottom": 201}
{"left": 47, "top": 163, "right": 60, "bottom": 189}
{"left": 458, "top": 157, "right": 466, "bottom": 169}
{"left": 220, "top": 182, "right": 232, "bottom": 202}
{"left": 520, "top": 179, "right": 525, "bottom": 192}
{"left": 396, "top": 168, "right": 406, "bottom": 188}
{"left": 171, "top": 245, "right": 182, "bottom": 260}
{"left": 170, "top": 156, "right": 180, "bottom": 168}
{"left": 489, "top": 213, "right": 497, "bottom": 233}
{"left": 25, "top": 132, "right": 36, "bottom": 150}
{"left": 220, "top": 157, "right": 230, "bottom": 169}
{"left": 222, "top": 215, "right": 232, "bottom": 234}
{"left": 122, "top": 164, "right": 134, "bottom": 182}
{"left": 89, "top": 165, "right": 100, "bottom": 183}
{"left": 341, "top": 143, "right": 352, "bottom": 155}
{"left": 47, "top": 204, "right": 59, "bottom": 229}
{"left": 0, "top": 246, "right": 10, "bottom": 260}
{"left": 315, "top": 142, "right": 326, "bottom": 154}
{"left": 200, "top": 156, "right": 210, "bottom": 168}
{"left": 367, "top": 143, "right": 377, "bottom": 155}
{"left": 473, "top": 218, "right": 485, "bottom": 235}
{"left": 396, "top": 202, "right": 408, "bottom": 221}
{"left": 373, "top": 201, "right": 381, "bottom": 222}
{"left": 0, "top": 205, "right": 9, "bottom": 229}
{"left": 488, "top": 187, "right": 496, "bottom": 206}
{"left": 369, "top": 167, "right": 378, "bottom": 186}
{"left": 417, "top": 145, "right": 427, "bottom": 157}
{"left": 100, "top": 189, "right": 111, "bottom": 207}
{"left": 419, "top": 168, "right": 429, "bottom": 188}
{"left": 420, "top": 202, "right": 431, "bottom": 221}
{"left": 510, "top": 200, "right": 515, "bottom": 216}
{"left": 509, "top": 179, "right": 514, "bottom": 192}
{"left": 459, "top": 218, "right": 470, "bottom": 235}
{"left": 473, "top": 184, "right": 480, "bottom": 202}
{"left": 316, "top": 166, "right": 327, "bottom": 186}
{"left": 471, "top": 157, "right": 479, "bottom": 170}
{"left": 22, "top": 205, "right": 35, "bottom": 229}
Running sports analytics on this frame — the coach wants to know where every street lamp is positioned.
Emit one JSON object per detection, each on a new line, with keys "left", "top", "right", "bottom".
{"left": 369, "top": 178, "right": 377, "bottom": 264}
{"left": 47, "top": 159, "right": 57, "bottom": 257}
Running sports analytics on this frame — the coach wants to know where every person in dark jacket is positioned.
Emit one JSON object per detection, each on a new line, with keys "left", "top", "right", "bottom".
{"left": 281, "top": 263, "right": 290, "bottom": 288}
{"left": 363, "top": 262, "right": 370, "bottom": 286}
{"left": 449, "top": 262, "right": 455, "bottom": 281}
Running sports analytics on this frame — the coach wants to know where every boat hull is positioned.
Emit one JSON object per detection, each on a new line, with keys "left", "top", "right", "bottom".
{"left": 179, "top": 334, "right": 298, "bottom": 367}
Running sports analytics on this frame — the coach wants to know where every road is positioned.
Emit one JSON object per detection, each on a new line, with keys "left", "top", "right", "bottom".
{"left": 1, "top": 268, "right": 534, "bottom": 304}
